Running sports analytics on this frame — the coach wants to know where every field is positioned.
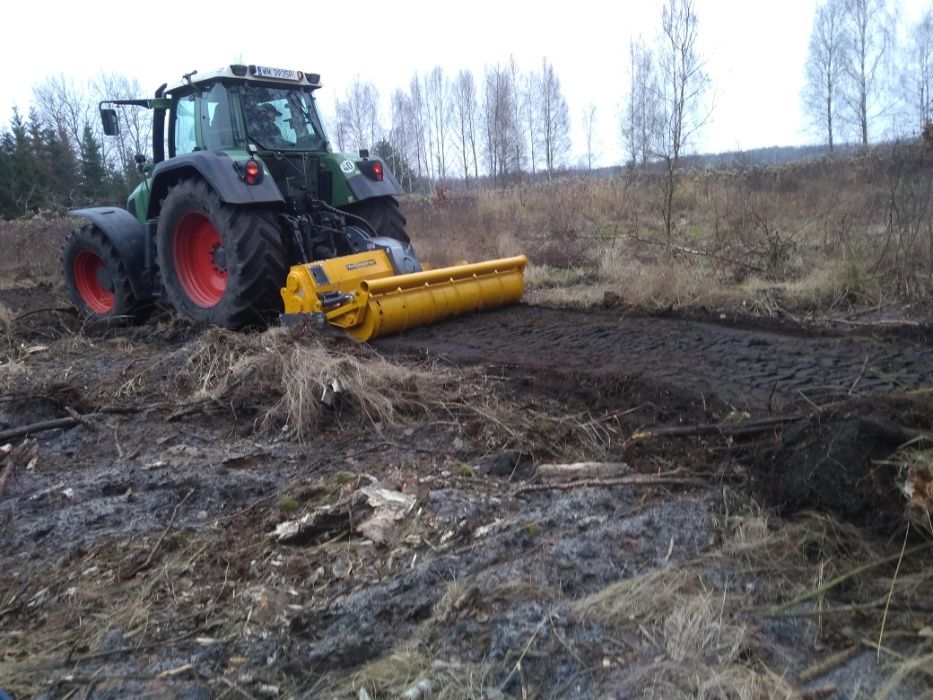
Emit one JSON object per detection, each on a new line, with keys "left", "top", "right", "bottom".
{"left": 2, "top": 151, "right": 933, "bottom": 698}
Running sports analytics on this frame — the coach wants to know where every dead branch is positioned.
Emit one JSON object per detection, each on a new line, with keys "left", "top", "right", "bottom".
{"left": 11, "top": 306, "right": 74, "bottom": 321}
{"left": 122, "top": 488, "right": 194, "bottom": 579}
{"left": 0, "top": 453, "right": 15, "bottom": 498}
{"left": 0, "top": 403, "right": 180, "bottom": 443}
{"left": 632, "top": 414, "right": 803, "bottom": 440}
{"left": 515, "top": 473, "right": 703, "bottom": 495}
{"left": 0, "top": 417, "right": 81, "bottom": 443}
{"left": 628, "top": 234, "right": 766, "bottom": 272}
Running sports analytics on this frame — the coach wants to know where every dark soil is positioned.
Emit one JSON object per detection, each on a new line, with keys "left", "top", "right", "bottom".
{"left": 1, "top": 289, "right": 932, "bottom": 699}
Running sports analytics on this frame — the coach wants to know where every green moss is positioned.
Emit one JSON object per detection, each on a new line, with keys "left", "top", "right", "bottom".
{"left": 279, "top": 497, "right": 300, "bottom": 514}
{"left": 457, "top": 464, "right": 475, "bottom": 477}
{"left": 165, "top": 530, "right": 189, "bottom": 550}
{"left": 522, "top": 523, "right": 541, "bottom": 539}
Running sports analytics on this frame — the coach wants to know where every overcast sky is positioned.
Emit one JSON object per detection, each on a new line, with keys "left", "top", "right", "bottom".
{"left": 1, "top": 0, "right": 930, "bottom": 166}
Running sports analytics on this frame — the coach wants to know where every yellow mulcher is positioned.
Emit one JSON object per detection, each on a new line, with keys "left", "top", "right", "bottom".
{"left": 62, "top": 63, "right": 525, "bottom": 337}
{"left": 281, "top": 252, "right": 527, "bottom": 341}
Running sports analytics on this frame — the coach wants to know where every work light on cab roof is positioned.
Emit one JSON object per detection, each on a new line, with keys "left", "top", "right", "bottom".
{"left": 59, "top": 62, "right": 526, "bottom": 338}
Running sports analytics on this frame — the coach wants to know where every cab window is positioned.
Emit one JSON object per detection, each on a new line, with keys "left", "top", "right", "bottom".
{"left": 200, "top": 83, "right": 237, "bottom": 151}
{"left": 174, "top": 96, "right": 197, "bottom": 155}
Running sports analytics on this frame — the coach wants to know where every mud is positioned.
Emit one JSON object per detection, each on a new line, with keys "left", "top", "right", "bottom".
{"left": 2, "top": 288, "right": 932, "bottom": 698}
{"left": 377, "top": 304, "right": 933, "bottom": 412}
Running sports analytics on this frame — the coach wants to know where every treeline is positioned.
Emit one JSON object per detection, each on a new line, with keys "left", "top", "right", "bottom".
{"left": 0, "top": 73, "right": 152, "bottom": 219}
{"left": 330, "top": 57, "right": 575, "bottom": 192}
{"left": 0, "top": 108, "right": 129, "bottom": 219}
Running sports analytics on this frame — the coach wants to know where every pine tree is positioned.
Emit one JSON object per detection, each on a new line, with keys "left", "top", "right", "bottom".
{"left": 40, "top": 125, "right": 79, "bottom": 209}
{"left": 79, "top": 122, "right": 107, "bottom": 203}
{"left": 0, "top": 130, "right": 16, "bottom": 218}
{"left": 7, "top": 108, "right": 46, "bottom": 215}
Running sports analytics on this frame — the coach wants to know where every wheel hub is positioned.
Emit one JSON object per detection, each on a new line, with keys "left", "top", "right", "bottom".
{"left": 96, "top": 266, "right": 114, "bottom": 292}
{"left": 211, "top": 243, "right": 227, "bottom": 273}
{"left": 173, "top": 212, "right": 227, "bottom": 308}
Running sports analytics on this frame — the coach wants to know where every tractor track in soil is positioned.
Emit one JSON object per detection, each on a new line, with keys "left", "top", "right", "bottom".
{"left": 377, "top": 304, "right": 933, "bottom": 412}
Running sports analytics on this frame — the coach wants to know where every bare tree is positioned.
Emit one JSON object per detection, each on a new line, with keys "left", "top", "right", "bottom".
{"left": 389, "top": 89, "right": 416, "bottom": 191}
{"left": 32, "top": 74, "right": 92, "bottom": 155}
{"left": 840, "top": 0, "right": 894, "bottom": 145}
{"left": 902, "top": 8, "right": 933, "bottom": 129}
{"left": 94, "top": 72, "right": 152, "bottom": 174}
{"left": 803, "top": 0, "right": 847, "bottom": 151}
{"left": 451, "top": 69, "right": 480, "bottom": 185}
{"left": 536, "top": 58, "right": 571, "bottom": 180}
{"left": 656, "top": 0, "right": 710, "bottom": 248}
{"left": 408, "top": 73, "right": 430, "bottom": 183}
{"left": 483, "top": 62, "right": 520, "bottom": 186}
{"left": 622, "top": 37, "right": 660, "bottom": 165}
{"left": 425, "top": 66, "right": 450, "bottom": 182}
{"left": 524, "top": 73, "right": 539, "bottom": 176}
{"left": 507, "top": 57, "right": 527, "bottom": 180}
{"left": 582, "top": 103, "right": 598, "bottom": 172}
{"left": 334, "top": 78, "right": 381, "bottom": 153}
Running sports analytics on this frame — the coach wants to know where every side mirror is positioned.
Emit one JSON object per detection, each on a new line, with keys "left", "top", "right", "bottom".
{"left": 100, "top": 108, "right": 120, "bottom": 136}
{"left": 134, "top": 152, "right": 147, "bottom": 173}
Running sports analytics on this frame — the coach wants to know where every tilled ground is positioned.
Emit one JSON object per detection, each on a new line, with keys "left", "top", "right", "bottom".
{"left": 1, "top": 288, "right": 932, "bottom": 699}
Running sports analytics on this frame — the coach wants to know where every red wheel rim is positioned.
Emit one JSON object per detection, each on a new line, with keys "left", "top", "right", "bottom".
{"left": 173, "top": 213, "right": 227, "bottom": 308}
{"left": 73, "top": 250, "right": 115, "bottom": 314}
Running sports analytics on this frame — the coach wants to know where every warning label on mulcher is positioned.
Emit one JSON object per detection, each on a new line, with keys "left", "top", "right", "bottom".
{"left": 345, "top": 259, "right": 378, "bottom": 271}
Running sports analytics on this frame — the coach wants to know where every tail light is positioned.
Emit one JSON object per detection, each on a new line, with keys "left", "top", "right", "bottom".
{"left": 244, "top": 159, "right": 262, "bottom": 185}
{"left": 357, "top": 159, "right": 384, "bottom": 182}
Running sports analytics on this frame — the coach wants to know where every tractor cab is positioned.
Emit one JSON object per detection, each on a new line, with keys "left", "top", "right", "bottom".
{"left": 163, "top": 66, "right": 328, "bottom": 157}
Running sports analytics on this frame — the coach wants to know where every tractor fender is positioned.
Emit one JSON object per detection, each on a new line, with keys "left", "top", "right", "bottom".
{"left": 146, "top": 151, "right": 284, "bottom": 219}
{"left": 345, "top": 163, "right": 405, "bottom": 202}
{"left": 68, "top": 207, "right": 152, "bottom": 299}
{"left": 321, "top": 153, "right": 405, "bottom": 206}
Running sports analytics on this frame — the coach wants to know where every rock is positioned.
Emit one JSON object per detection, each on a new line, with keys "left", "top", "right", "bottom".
{"left": 474, "top": 450, "right": 524, "bottom": 477}
{"left": 99, "top": 628, "right": 125, "bottom": 652}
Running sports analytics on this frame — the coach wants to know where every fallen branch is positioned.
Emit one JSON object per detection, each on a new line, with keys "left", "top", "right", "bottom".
{"left": 0, "top": 403, "right": 177, "bottom": 443}
{"left": 12, "top": 306, "right": 74, "bottom": 321}
{"left": 773, "top": 540, "right": 933, "bottom": 613}
{"left": 515, "top": 473, "right": 703, "bottom": 495}
{"left": 0, "top": 453, "right": 15, "bottom": 498}
{"left": 0, "top": 417, "right": 82, "bottom": 443}
{"left": 122, "top": 488, "right": 194, "bottom": 579}
{"left": 535, "top": 461, "right": 629, "bottom": 481}
{"left": 632, "top": 414, "right": 803, "bottom": 440}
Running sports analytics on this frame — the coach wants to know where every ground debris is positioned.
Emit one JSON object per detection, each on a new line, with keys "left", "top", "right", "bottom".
{"left": 270, "top": 484, "right": 416, "bottom": 546}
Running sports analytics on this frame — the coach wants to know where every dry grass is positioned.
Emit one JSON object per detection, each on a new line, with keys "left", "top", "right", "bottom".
{"left": 571, "top": 494, "right": 933, "bottom": 699}
{"left": 0, "top": 216, "right": 71, "bottom": 283}
{"left": 166, "top": 325, "right": 617, "bottom": 457}
{"left": 336, "top": 650, "right": 493, "bottom": 700}
{"left": 405, "top": 146, "right": 933, "bottom": 317}
{"left": 172, "top": 326, "right": 459, "bottom": 442}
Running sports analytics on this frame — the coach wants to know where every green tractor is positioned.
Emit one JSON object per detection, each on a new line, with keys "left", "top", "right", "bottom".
{"left": 64, "top": 64, "right": 526, "bottom": 339}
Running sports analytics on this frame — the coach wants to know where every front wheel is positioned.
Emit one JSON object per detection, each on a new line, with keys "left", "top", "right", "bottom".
{"left": 62, "top": 225, "right": 150, "bottom": 325}
{"left": 156, "top": 179, "right": 287, "bottom": 328}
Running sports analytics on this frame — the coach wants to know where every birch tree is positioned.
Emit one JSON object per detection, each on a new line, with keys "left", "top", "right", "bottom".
{"left": 803, "top": 0, "right": 847, "bottom": 151}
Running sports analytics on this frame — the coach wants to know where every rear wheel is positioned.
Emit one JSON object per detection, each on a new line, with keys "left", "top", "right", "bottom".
{"left": 62, "top": 225, "right": 149, "bottom": 324}
{"left": 343, "top": 196, "right": 410, "bottom": 243}
{"left": 156, "top": 179, "right": 287, "bottom": 328}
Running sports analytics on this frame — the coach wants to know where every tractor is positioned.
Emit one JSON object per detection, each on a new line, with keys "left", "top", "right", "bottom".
{"left": 63, "top": 64, "right": 525, "bottom": 340}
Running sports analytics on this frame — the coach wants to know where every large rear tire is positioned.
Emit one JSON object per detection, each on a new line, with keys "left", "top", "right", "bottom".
{"left": 156, "top": 179, "right": 287, "bottom": 328}
{"left": 62, "top": 225, "right": 150, "bottom": 325}
{"left": 343, "top": 196, "right": 410, "bottom": 243}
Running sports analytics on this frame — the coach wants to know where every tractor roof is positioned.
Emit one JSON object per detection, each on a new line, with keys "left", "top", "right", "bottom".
{"left": 165, "top": 64, "right": 322, "bottom": 94}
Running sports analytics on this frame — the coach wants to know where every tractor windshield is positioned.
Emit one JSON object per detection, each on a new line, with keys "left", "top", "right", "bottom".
{"left": 241, "top": 85, "right": 324, "bottom": 151}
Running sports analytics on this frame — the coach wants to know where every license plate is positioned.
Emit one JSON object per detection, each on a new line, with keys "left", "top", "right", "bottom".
{"left": 253, "top": 65, "right": 299, "bottom": 81}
